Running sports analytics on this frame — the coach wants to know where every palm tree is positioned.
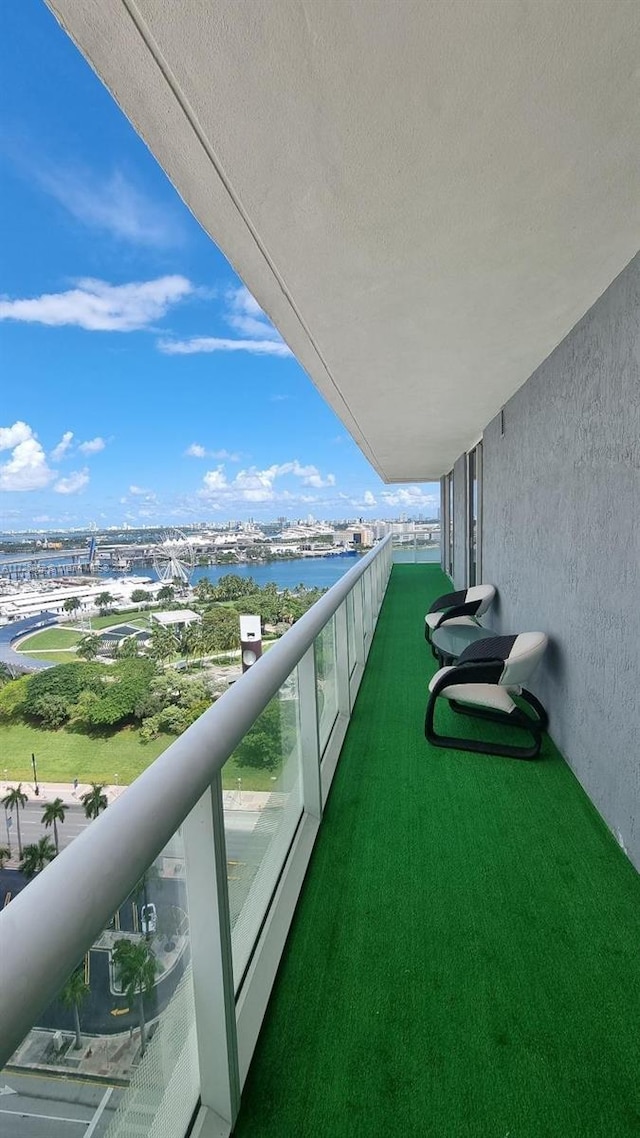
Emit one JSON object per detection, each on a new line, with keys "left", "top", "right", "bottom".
{"left": 80, "top": 783, "right": 108, "bottom": 820}
{"left": 42, "top": 797, "right": 66, "bottom": 854}
{"left": 112, "top": 938, "right": 157, "bottom": 1057}
{"left": 96, "top": 591, "right": 115, "bottom": 613}
{"left": 0, "top": 846, "right": 10, "bottom": 869}
{"left": 63, "top": 596, "right": 81, "bottom": 617}
{"left": 20, "top": 836, "right": 56, "bottom": 879}
{"left": 132, "top": 865, "right": 159, "bottom": 942}
{"left": 77, "top": 633, "right": 100, "bottom": 661}
{"left": 61, "top": 965, "right": 89, "bottom": 1050}
{"left": 1, "top": 784, "right": 28, "bottom": 859}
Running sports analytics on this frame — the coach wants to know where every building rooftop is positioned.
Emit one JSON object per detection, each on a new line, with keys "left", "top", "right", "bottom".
{"left": 151, "top": 609, "right": 201, "bottom": 626}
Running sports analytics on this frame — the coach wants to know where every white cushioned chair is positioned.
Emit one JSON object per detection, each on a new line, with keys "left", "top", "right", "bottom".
{"left": 424, "top": 584, "right": 496, "bottom": 643}
{"left": 425, "top": 632, "right": 548, "bottom": 760}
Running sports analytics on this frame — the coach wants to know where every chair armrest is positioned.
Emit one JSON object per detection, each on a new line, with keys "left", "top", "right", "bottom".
{"left": 427, "top": 589, "right": 466, "bottom": 615}
{"left": 431, "top": 659, "right": 505, "bottom": 697}
{"left": 432, "top": 601, "right": 483, "bottom": 630}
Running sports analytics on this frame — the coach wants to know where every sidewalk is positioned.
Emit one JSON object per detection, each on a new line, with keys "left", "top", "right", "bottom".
{"left": 1, "top": 780, "right": 127, "bottom": 808}
{"left": 2, "top": 779, "right": 273, "bottom": 812}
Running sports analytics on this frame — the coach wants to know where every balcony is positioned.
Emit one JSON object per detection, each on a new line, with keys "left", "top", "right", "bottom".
{"left": 3, "top": 546, "right": 640, "bottom": 1136}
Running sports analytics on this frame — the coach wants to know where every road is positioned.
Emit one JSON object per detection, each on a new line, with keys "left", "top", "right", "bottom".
{"left": 3, "top": 801, "right": 263, "bottom": 858}
{"left": 5, "top": 803, "right": 89, "bottom": 853}
{"left": 0, "top": 1073, "right": 122, "bottom": 1138}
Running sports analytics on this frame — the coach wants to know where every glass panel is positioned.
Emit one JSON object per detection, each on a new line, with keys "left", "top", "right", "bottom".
{"left": 468, "top": 449, "right": 478, "bottom": 587}
{"left": 224, "top": 675, "right": 303, "bottom": 987}
{"left": 448, "top": 471, "right": 455, "bottom": 577}
{"left": 346, "top": 591, "right": 355, "bottom": 677}
{"left": 3, "top": 830, "right": 198, "bottom": 1138}
{"left": 363, "top": 569, "right": 373, "bottom": 637}
{"left": 315, "top": 616, "right": 339, "bottom": 755}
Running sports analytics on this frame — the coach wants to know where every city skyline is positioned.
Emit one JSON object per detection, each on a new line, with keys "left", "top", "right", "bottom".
{"left": 0, "top": 2, "right": 439, "bottom": 532}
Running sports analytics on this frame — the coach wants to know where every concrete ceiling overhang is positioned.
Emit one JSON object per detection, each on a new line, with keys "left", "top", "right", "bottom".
{"left": 49, "top": 0, "right": 640, "bottom": 481}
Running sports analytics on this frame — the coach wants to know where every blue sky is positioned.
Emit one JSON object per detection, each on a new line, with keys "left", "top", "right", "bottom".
{"left": 0, "top": 2, "right": 439, "bottom": 531}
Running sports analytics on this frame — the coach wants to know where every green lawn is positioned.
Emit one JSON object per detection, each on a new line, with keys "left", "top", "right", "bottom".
{"left": 70, "top": 610, "right": 151, "bottom": 630}
{"left": 0, "top": 722, "right": 175, "bottom": 786}
{"left": 17, "top": 628, "right": 81, "bottom": 651}
{"left": 0, "top": 720, "right": 280, "bottom": 790}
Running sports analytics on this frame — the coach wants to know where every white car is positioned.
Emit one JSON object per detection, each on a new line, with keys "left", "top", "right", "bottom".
{"left": 140, "top": 902, "right": 157, "bottom": 936}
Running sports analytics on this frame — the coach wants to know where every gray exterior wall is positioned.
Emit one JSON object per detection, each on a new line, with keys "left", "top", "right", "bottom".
{"left": 481, "top": 252, "right": 640, "bottom": 866}
{"left": 452, "top": 454, "right": 467, "bottom": 590}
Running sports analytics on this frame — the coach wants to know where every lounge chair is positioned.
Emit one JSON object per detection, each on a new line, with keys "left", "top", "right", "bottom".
{"left": 425, "top": 632, "right": 548, "bottom": 760}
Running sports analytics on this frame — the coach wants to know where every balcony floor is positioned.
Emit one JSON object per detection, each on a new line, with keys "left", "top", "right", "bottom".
{"left": 234, "top": 564, "right": 640, "bottom": 1137}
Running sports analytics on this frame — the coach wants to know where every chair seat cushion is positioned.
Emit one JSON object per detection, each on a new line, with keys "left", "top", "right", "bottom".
{"left": 429, "top": 667, "right": 518, "bottom": 714}
{"left": 425, "top": 613, "right": 478, "bottom": 631}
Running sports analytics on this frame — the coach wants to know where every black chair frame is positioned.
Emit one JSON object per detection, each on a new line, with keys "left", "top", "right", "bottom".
{"left": 424, "top": 659, "right": 548, "bottom": 761}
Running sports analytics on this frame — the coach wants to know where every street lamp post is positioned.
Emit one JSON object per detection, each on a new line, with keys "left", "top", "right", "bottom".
{"left": 31, "top": 752, "right": 39, "bottom": 797}
{"left": 4, "top": 807, "right": 11, "bottom": 854}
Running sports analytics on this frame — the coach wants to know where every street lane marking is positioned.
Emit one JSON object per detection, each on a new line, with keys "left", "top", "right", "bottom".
{"left": 84, "top": 952, "right": 90, "bottom": 985}
{"left": 85, "top": 1087, "right": 113, "bottom": 1137}
{"left": 114, "top": 909, "right": 120, "bottom": 931}
{"left": 3, "top": 892, "right": 11, "bottom": 907}
{"left": 0, "top": 1086, "right": 16, "bottom": 1095}
{"left": 131, "top": 903, "right": 138, "bottom": 933}
{"left": 0, "top": 1108, "right": 88, "bottom": 1124}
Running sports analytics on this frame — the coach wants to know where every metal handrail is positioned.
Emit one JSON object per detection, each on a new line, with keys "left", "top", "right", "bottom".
{"left": 0, "top": 536, "right": 390, "bottom": 1063}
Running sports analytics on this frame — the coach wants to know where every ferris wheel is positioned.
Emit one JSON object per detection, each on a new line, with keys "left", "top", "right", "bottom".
{"left": 152, "top": 529, "right": 195, "bottom": 585}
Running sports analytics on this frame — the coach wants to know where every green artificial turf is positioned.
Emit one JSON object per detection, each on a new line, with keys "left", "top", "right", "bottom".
{"left": 234, "top": 564, "right": 640, "bottom": 1138}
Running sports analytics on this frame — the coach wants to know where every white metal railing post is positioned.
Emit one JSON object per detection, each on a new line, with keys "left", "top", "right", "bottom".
{"left": 296, "top": 646, "right": 322, "bottom": 820}
{"left": 334, "top": 601, "right": 351, "bottom": 718}
{"left": 183, "top": 775, "right": 240, "bottom": 1131}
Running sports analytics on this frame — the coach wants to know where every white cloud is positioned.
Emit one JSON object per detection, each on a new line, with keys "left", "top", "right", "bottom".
{"left": 50, "top": 430, "right": 74, "bottom": 462}
{"left": 78, "top": 436, "right": 106, "bottom": 455}
{"left": 225, "top": 286, "right": 281, "bottom": 341}
{"left": 40, "top": 167, "right": 183, "bottom": 248}
{"left": 380, "top": 486, "right": 439, "bottom": 509}
{"left": 212, "top": 448, "right": 240, "bottom": 462}
{"left": 0, "top": 276, "right": 193, "bottom": 332}
{"left": 199, "top": 459, "right": 335, "bottom": 506}
{"left": 129, "top": 484, "right": 150, "bottom": 496}
{"left": 0, "top": 435, "right": 54, "bottom": 492}
{"left": 54, "top": 468, "right": 89, "bottom": 495}
{"left": 0, "top": 421, "right": 33, "bottom": 451}
{"left": 186, "top": 443, "right": 241, "bottom": 461}
{"left": 158, "top": 284, "right": 292, "bottom": 357}
{"left": 363, "top": 490, "right": 377, "bottom": 506}
{"left": 158, "top": 335, "right": 291, "bottom": 357}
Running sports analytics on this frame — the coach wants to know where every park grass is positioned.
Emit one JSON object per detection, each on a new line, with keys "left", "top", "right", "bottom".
{"left": 71, "top": 610, "right": 151, "bottom": 631}
{"left": 0, "top": 722, "right": 174, "bottom": 786}
{"left": 0, "top": 720, "right": 280, "bottom": 791}
{"left": 17, "top": 628, "right": 81, "bottom": 651}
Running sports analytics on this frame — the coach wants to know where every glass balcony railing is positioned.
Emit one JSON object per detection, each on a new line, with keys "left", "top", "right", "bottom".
{"left": 0, "top": 536, "right": 392, "bottom": 1138}
{"left": 390, "top": 525, "right": 440, "bottom": 563}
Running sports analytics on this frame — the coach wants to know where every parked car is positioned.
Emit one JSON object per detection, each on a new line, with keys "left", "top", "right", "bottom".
{"left": 140, "top": 902, "right": 157, "bottom": 936}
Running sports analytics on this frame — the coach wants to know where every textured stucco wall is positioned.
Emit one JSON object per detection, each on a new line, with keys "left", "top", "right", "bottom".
{"left": 481, "top": 252, "right": 640, "bottom": 865}
{"left": 452, "top": 455, "right": 467, "bottom": 590}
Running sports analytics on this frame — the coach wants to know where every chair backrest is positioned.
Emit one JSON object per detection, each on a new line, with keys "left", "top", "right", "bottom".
{"left": 501, "top": 632, "right": 548, "bottom": 686}
{"left": 465, "top": 584, "right": 496, "bottom": 617}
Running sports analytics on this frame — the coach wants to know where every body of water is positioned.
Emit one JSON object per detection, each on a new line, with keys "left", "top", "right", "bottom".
{"left": 106, "top": 554, "right": 364, "bottom": 591}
